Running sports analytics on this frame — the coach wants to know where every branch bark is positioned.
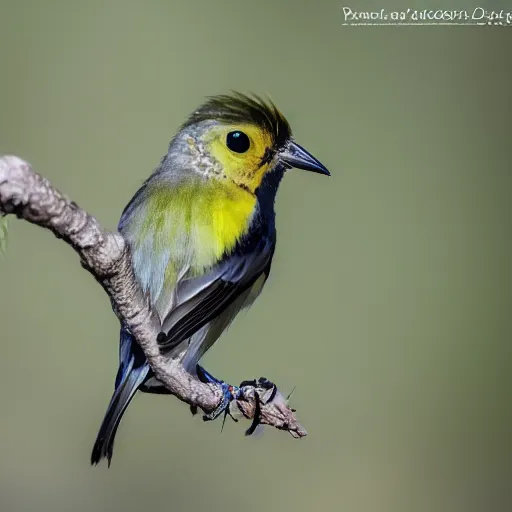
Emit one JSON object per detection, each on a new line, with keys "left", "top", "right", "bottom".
{"left": 0, "top": 155, "right": 306, "bottom": 438}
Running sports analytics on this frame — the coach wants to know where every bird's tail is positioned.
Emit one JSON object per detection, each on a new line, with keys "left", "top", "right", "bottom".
{"left": 91, "top": 358, "right": 149, "bottom": 466}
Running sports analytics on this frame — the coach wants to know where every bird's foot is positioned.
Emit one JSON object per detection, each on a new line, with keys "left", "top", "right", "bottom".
{"left": 194, "top": 367, "right": 280, "bottom": 435}
{"left": 195, "top": 365, "right": 242, "bottom": 423}
{"left": 238, "top": 377, "right": 277, "bottom": 435}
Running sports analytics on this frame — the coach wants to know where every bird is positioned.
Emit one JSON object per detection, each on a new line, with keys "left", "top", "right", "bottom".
{"left": 91, "top": 92, "right": 329, "bottom": 466}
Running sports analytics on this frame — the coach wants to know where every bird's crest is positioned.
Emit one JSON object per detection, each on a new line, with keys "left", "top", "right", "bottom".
{"left": 183, "top": 92, "right": 291, "bottom": 150}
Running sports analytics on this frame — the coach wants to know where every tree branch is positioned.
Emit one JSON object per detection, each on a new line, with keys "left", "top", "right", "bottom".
{"left": 0, "top": 155, "right": 306, "bottom": 438}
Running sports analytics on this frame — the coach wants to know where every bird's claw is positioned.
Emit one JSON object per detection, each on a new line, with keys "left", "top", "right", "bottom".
{"left": 239, "top": 377, "right": 277, "bottom": 403}
{"left": 194, "top": 367, "right": 280, "bottom": 435}
{"left": 238, "top": 376, "right": 278, "bottom": 435}
{"left": 196, "top": 365, "right": 242, "bottom": 423}
{"left": 244, "top": 390, "right": 262, "bottom": 436}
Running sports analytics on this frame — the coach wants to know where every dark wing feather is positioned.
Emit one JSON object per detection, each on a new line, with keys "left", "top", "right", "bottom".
{"left": 158, "top": 235, "right": 274, "bottom": 354}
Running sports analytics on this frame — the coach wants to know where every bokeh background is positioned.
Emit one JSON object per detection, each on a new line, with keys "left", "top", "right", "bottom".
{"left": 1, "top": 1, "right": 510, "bottom": 511}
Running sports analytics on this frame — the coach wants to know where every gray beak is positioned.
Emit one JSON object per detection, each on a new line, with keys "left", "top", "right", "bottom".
{"left": 279, "top": 140, "right": 330, "bottom": 176}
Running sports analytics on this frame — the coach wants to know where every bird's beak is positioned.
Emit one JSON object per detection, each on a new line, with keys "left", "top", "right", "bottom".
{"left": 279, "top": 140, "right": 330, "bottom": 176}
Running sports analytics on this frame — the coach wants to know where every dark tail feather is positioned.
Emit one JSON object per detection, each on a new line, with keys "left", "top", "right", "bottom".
{"left": 91, "top": 362, "right": 148, "bottom": 466}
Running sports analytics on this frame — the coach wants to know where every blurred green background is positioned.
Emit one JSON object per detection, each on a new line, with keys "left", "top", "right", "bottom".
{"left": 1, "top": 1, "right": 511, "bottom": 511}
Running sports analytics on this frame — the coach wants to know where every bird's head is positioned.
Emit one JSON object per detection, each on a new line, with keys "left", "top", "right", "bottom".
{"left": 164, "top": 92, "right": 329, "bottom": 194}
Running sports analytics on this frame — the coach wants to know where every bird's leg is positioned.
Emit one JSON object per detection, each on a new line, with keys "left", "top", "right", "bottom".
{"left": 195, "top": 364, "right": 242, "bottom": 422}
{"left": 194, "top": 366, "right": 281, "bottom": 434}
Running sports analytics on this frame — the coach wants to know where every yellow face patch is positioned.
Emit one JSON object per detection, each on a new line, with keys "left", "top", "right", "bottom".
{"left": 205, "top": 123, "right": 274, "bottom": 194}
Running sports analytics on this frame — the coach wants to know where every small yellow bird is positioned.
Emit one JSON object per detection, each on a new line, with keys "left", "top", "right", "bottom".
{"left": 91, "top": 92, "right": 329, "bottom": 465}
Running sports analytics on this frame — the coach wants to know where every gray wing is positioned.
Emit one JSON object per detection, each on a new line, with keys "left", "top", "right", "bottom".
{"left": 180, "top": 272, "right": 268, "bottom": 374}
{"left": 140, "top": 250, "right": 272, "bottom": 394}
{"left": 158, "top": 235, "right": 274, "bottom": 357}
{"left": 141, "top": 272, "right": 267, "bottom": 392}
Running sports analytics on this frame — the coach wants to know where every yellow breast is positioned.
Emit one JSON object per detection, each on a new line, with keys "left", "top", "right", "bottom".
{"left": 142, "top": 177, "right": 257, "bottom": 277}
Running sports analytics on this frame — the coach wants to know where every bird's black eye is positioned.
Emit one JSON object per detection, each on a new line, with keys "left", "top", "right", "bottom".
{"left": 226, "top": 131, "right": 250, "bottom": 153}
